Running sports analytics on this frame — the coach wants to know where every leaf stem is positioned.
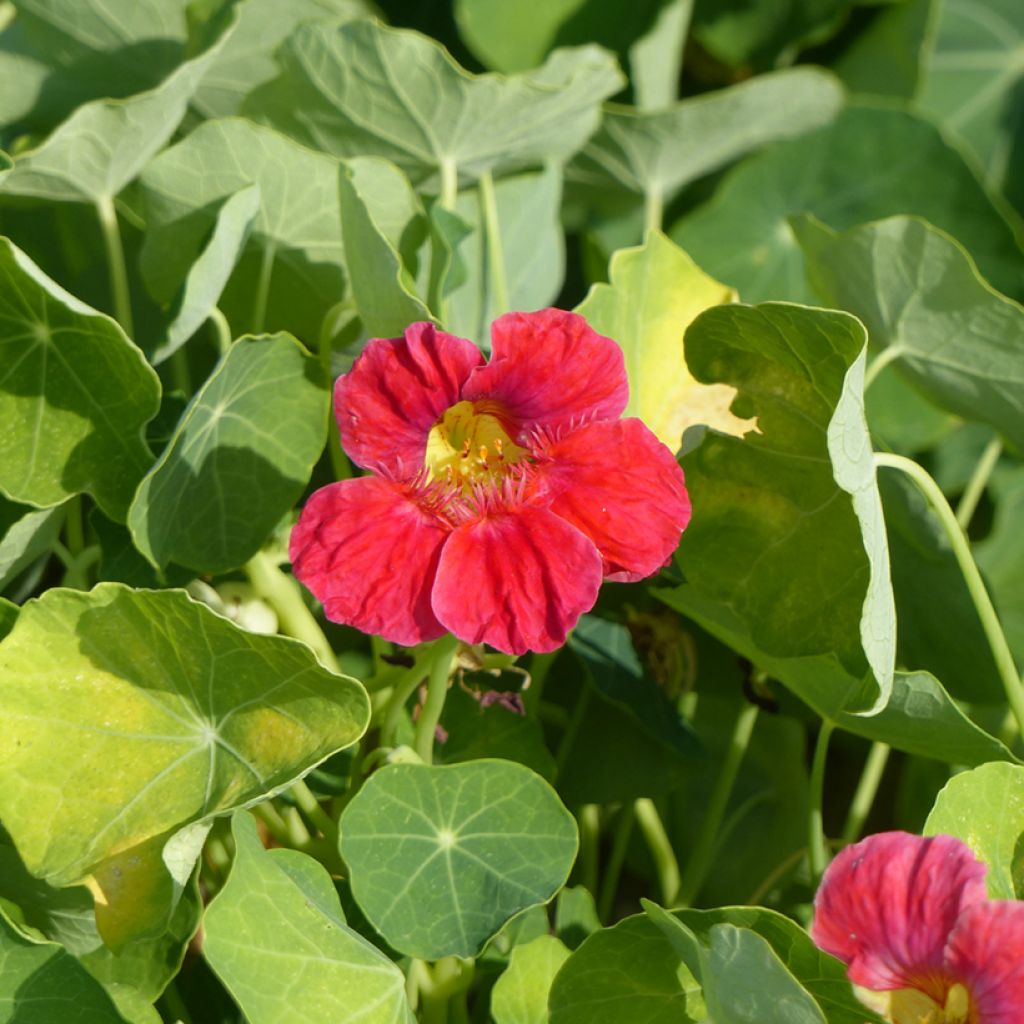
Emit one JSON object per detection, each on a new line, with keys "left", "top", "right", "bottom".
{"left": 840, "top": 741, "right": 890, "bottom": 846}
{"left": 644, "top": 187, "right": 663, "bottom": 235}
{"left": 244, "top": 550, "right": 339, "bottom": 672}
{"left": 577, "top": 804, "right": 600, "bottom": 896}
{"left": 555, "top": 686, "right": 591, "bottom": 772}
{"left": 808, "top": 719, "right": 834, "bottom": 887}
{"left": 439, "top": 157, "right": 458, "bottom": 211}
{"left": 290, "top": 777, "right": 337, "bottom": 844}
{"left": 414, "top": 634, "right": 459, "bottom": 764}
{"left": 96, "top": 195, "right": 134, "bottom": 337}
{"left": 64, "top": 495, "right": 84, "bottom": 558}
{"left": 635, "top": 798, "right": 680, "bottom": 905}
{"left": 863, "top": 345, "right": 903, "bottom": 390}
{"left": 875, "top": 452, "right": 1024, "bottom": 736}
{"left": 677, "top": 700, "right": 758, "bottom": 906}
{"left": 251, "top": 240, "right": 276, "bottom": 334}
{"left": 208, "top": 307, "right": 232, "bottom": 356}
{"left": 956, "top": 435, "right": 1002, "bottom": 530}
{"left": 380, "top": 638, "right": 457, "bottom": 748}
{"left": 597, "top": 803, "right": 635, "bottom": 922}
{"left": 478, "top": 170, "right": 509, "bottom": 317}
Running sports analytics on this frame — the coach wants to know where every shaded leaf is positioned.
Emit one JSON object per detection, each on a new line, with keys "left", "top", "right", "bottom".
{"left": 0, "top": 497, "right": 62, "bottom": 591}
{"left": 204, "top": 812, "right": 414, "bottom": 1024}
{"left": 128, "top": 333, "right": 329, "bottom": 574}
{"left": 491, "top": 934, "right": 570, "bottom": 1024}
{"left": 672, "top": 104, "right": 1024, "bottom": 303}
{"left": 243, "top": 20, "right": 624, "bottom": 186}
{"left": 925, "top": 761, "right": 1024, "bottom": 900}
{"left": 340, "top": 760, "right": 577, "bottom": 959}
{"left": 0, "top": 237, "right": 159, "bottom": 520}
{"left": 575, "top": 230, "right": 747, "bottom": 450}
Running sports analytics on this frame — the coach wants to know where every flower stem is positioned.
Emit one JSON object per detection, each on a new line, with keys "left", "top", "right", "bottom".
{"left": 677, "top": 700, "right": 759, "bottom": 906}
{"left": 840, "top": 741, "right": 890, "bottom": 846}
{"left": 413, "top": 634, "right": 459, "bottom": 764}
{"left": 875, "top": 452, "right": 1024, "bottom": 736}
{"left": 956, "top": 435, "right": 1002, "bottom": 531}
{"left": 96, "top": 195, "right": 134, "bottom": 337}
{"left": 244, "top": 550, "right": 339, "bottom": 672}
{"left": 597, "top": 803, "right": 635, "bottom": 922}
{"left": 479, "top": 170, "right": 509, "bottom": 317}
{"left": 808, "top": 720, "right": 834, "bottom": 887}
{"left": 635, "top": 798, "right": 679, "bottom": 905}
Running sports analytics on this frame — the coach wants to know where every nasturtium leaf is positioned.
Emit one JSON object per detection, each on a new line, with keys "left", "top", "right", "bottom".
{"left": 575, "top": 231, "right": 747, "bottom": 450}
{"left": 0, "top": 599, "right": 15, "bottom": 641}
{"left": 339, "top": 760, "right": 578, "bottom": 960}
{"left": 671, "top": 104, "right": 1024, "bottom": 304}
{"left": 0, "top": 8, "right": 236, "bottom": 204}
{"left": 568, "top": 68, "right": 843, "bottom": 220}
{"left": 797, "top": 214, "right": 1024, "bottom": 452}
{"left": 645, "top": 903, "right": 881, "bottom": 1024}
{"left": 190, "top": 0, "right": 370, "bottom": 119}
{"left": 554, "top": 886, "right": 600, "bottom": 950}
{"left": 243, "top": 20, "right": 624, "bottom": 187}
{"left": 671, "top": 302, "right": 895, "bottom": 710}
{"left": 137, "top": 117, "right": 345, "bottom": 343}
{"left": 977, "top": 466, "right": 1024, "bottom": 664}
{"left": 0, "top": 25, "right": 50, "bottom": 138}
{"left": 925, "top": 761, "right": 1024, "bottom": 900}
{"left": 491, "top": 934, "right": 570, "bottom": 1024}
{"left": 879, "top": 472, "right": 1004, "bottom": 704}
{"left": 446, "top": 164, "right": 564, "bottom": 346}
{"left": 628, "top": 0, "right": 691, "bottom": 110}
{"left": 0, "top": 237, "right": 159, "bottom": 520}
{"left": 338, "top": 161, "right": 433, "bottom": 339}
{"left": 919, "top": 0, "right": 1024, "bottom": 195}
{"left": 0, "top": 915, "right": 128, "bottom": 1023}
{"left": 204, "top": 813, "right": 414, "bottom": 1024}
{"left": 0, "top": 583, "right": 370, "bottom": 892}
{"left": 149, "top": 184, "right": 259, "bottom": 365}
{"left": 0, "top": 496, "right": 62, "bottom": 591}
{"left": 128, "top": 332, "right": 329, "bottom": 574}
{"left": 548, "top": 914, "right": 704, "bottom": 1024}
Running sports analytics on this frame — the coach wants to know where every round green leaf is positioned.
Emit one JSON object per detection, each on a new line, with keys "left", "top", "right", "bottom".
{"left": 925, "top": 761, "right": 1024, "bottom": 900}
{"left": 339, "top": 760, "right": 578, "bottom": 960}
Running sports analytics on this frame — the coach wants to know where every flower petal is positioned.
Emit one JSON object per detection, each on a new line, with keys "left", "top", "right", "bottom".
{"left": 463, "top": 309, "right": 629, "bottom": 434}
{"left": 290, "top": 477, "right": 449, "bottom": 646}
{"left": 811, "top": 831, "right": 988, "bottom": 991}
{"left": 945, "top": 901, "right": 1024, "bottom": 1024}
{"left": 431, "top": 505, "right": 602, "bottom": 655}
{"left": 335, "top": 322, "right": 484, "bottom": 476}
{"left": 540, "top": 418, "right": 691, "bottom": 581}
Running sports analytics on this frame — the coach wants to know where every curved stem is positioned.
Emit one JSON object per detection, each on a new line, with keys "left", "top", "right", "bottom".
{"left": 96, "top": 195, "right": 134, "bottom": 337}
{"left": 598, "top": 803, "right": 635, "bottom": 922}
{"left": 439, "top": 157, "right": 458, "bottom": 211}
{"left": 808, "top": 720, "right": 834, "bottom": 887}
{"left": 875, "top": 452, "right": 1024, "bottom": 736}
{"left": 677, "top": 700, "right": 759, "bottom": 906}
{"left": 635, "top": 798, "right": 680, "bottom": 906}
{"left": 208, "top": 307, "right": 232, "bottom": 356}
{"left": 414, "top": 635, "right": 458, "bottom": 764}
{"left": 863, "top": 345, "right": 903, "bottom": 390}
{"left": 840, "top": 741, "right": 890, "bottom": 846}
{"left": 479, "top": 170, "right": 509, "bottom": 316}
{"left": 956, "top": 435, "right": 1002, "bottom": 530}
{"left": 244, "top": 550, "right": 339, "bottom": 672}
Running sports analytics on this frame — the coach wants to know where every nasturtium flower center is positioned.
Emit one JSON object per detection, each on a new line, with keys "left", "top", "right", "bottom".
{"left": 867, "top": 983, "right": 973, "bottom": 1024}
{"left": 424, "top": 400, "right": 528, "bottom": 489}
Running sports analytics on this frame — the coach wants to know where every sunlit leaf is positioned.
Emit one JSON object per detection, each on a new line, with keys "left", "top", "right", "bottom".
{"left": 340, "top": 760, "right": 577, "bottom": 959}
{"left": 491, "top": 934, "right": 570, "bottom": 1024}
{"left": 204, "top": 812, "right": 414, "bottom": 1024}
{"left": 0, "top": 237, "right": 159, "bottom": 520}
{"left": 0, "top": 497, "right": 62, "bottom": 591}
{"left": 128, "top": 332, "right": 329, "bottom": 574}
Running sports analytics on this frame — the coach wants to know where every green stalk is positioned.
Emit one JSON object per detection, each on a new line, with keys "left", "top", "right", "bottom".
{"left": 677, "top": 700, "right": 759, "bottom": 906}
{"left": 244, "top": 550, "right": 339, "bottom": 672}
{"left": 863, "top": 345, "right": 903, "bottom": 390}
{"left": 577, "top": 804, "right": 601, "bottom": 896}
{"left": 208, "top": 307, "right": 233, "bottom": 356}
{"left": 840, "top": 741, "right": 890, "bottom": 846}
{"left": 635, "top": 798, "right": 680, "bottom": 905}
{"left": 290, "top": 777, "right": 337, "bottom": 843}
{"left": 64, "top": 495, "right": 84, "bottom": 558}
{"left": 96, "top": 195, "right": 134, "bottom": 337}
{"left": 479, "top": 170, "right": 509, "bottom": 316}
{"left": 597, "top": 803, "right": 635, "bottom": 922}
{"left": 644, "top": 186, "right": 663, "bottom": 236}
{"left": 251, "top": 801, "right": 294, "bottom": 847}
{"left": 251, "top": 240, "right": 276, "bottom": 334}
{"left": 956, "top": 435, "right": 1002, "bottom": 530}
{"left": 875, "top": 452, "right": 1024, "bottom": 736}
{"left": 380, "top": 639, "right": 457, "bottom": 748}
{"left": 555, "top": 687, "right": 591, "bottom": 773}
{"left": 413, "top": 635, "right": 459, "bottom": 764}
{"left": 808, "top": 720, "right": 834, "bottom": 886}
{"left": 439, "top": 157, "right": 458, "bottom": 211}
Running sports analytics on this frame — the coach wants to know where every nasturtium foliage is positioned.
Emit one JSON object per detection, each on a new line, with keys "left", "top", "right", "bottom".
{"left": 204, "top": 812, "right": 414, "bottom": 1024}
{"left": 491, "top": 934, "right": 570, "bottom": 1024}
{"left": 339, "top": 760, "right": 578, "bottom": 959}
{"left": 0, "top": 238, "right": 159, "bottom": 520}
{"left": 128, "top": 332, "right": 330, "bottom": 574}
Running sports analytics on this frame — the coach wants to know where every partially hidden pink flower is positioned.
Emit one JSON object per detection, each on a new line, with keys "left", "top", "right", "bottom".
{"left": 811, "top": 830, "right": 1024, "bottom": 1023}
{"left": 289, "top": 309, "right": 691, "bottom": 654}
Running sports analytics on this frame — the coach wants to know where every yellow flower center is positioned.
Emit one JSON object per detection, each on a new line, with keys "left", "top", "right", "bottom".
{"left": 424, "top": 401, "right": 528, "bottom": 491}
{"left": 859, "top": 983, "right": 973, "bottom": 1024}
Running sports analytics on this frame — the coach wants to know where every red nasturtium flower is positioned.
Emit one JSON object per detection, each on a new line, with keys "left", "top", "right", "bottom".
{"left": 290, "top": 309, "right": 691, "bottom": 654}
{"left": 811, "top": 831, "right": 1024, "bottom": 1024}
